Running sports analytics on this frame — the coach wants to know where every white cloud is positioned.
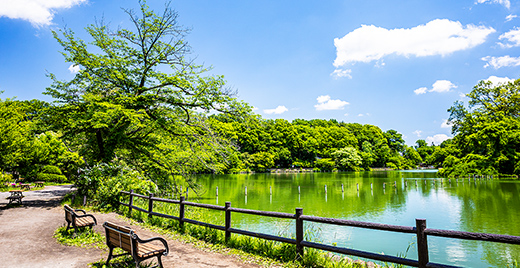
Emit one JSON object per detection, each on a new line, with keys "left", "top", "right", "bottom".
{"left": 484, "top": 75, "right": 514, "bottom": 85}
{"left": 314, "top": 95, "right": 349, "bottom": 111}
{"left": 476, "top": 0, "right": 510, "bottom": 9}
{"left": 333, "top": 19, "right": 495, "bottom": 67}
{"left": 0, "top": 0, "right": 87, "bottom": 27}
{"left": 68, "top": 64, "right": 80, "bottom": 73}
{"left": 414, "top": 87, "right": 428, "bottom": 95}
{"left": 498, "top": 28, "right": 520, "bottom": 48}
{"left": 431, "top": 80, "right": 457, "bottom": 93}
{"left": 482, "top": 55, "right": 520, "bottom": 68}
{"left": 506, "top": 14, "right": 517, "bottom": 21}
{"left": 441, "top": 119, "right": 452, "bottom": 128}
{"left": 331, "top": 69, "right": 352, "bottom": 79}
{"left": 415, "top": 80, "right": 456, "bottom": 95}
{"left": 264, "top": 105, "right": 288, "bottom": 115}
{"left": 426, "top": 134, "right": 451, "bottom": 145}
{"left": 413, "top": 130, "right": 422, "bottom": 137}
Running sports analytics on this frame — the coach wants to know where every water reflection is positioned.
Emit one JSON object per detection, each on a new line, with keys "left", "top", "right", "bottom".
{"left": 194, "top": 171, "right": 520, "bottom": 267}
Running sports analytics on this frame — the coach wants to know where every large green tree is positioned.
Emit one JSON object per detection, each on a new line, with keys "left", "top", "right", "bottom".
{"left": 441, "top": 79, "right": 520, "bottom": 176}
{"left": 45, "top": 1, "right": 249, "bottom": 186}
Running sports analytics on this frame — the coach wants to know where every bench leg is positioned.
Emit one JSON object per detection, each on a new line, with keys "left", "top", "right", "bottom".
{"left": 157, "top": 255, "right": 163, "bottom": 268}
{"left": 65, "top": 222, "right": 71, "bottom": 232}
{"left": 106, "top": 246, "right": 114, "bottom": 265}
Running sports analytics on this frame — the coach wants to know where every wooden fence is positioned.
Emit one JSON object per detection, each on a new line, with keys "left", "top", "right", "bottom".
{"left": 119, "top": 190, "right": 520, "bottom": 268}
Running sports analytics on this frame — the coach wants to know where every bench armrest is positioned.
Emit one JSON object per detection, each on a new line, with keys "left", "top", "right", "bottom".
{"left": 75, "top": 213, "right": 98, "bottom": 225}
{"left": 133, "top": 234, "right": 169, "bottom": 256}
{"left": 74, "top": 209, "right": 87, "bottom": 214}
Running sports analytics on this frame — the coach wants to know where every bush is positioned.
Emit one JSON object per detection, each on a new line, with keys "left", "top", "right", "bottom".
{"left": 36, "top": 165, "right": 67, "bottom": 182}
{"left": 75, "top": 161, "right": 158, "bottom": 209}
{"left": 0, "top": 171, "right": 12, "bottom": 188}
{"left": 36, "top": 173, "right": 67, "bottom": 183}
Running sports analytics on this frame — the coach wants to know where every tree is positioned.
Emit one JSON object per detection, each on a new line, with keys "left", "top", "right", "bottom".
{"left": 331, "top": 147, "right": 363, "bottom": 171}
{"left": 384, "top": 129, "right": 405, "bottom": 154}
{"left": 45, "top": 1, "right": 250, "bottom": 186}
{"left": 441, "top": 78, "right": 520, "bottom": 176}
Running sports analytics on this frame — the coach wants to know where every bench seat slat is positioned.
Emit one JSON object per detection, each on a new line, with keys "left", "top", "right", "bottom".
{"left": 138, "top": 243, "right": 166, "bottom": 258}
{"left": 75, "top": 217, "right": 95, "bottom": 227}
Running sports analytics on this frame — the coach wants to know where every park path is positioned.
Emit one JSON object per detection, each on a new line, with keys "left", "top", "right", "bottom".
{"left": 0, "top": 185, "right": 262, "bottom": 268}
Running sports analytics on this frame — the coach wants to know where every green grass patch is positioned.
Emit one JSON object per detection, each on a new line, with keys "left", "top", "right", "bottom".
{"left": 54, "top": 226, "right": 106, "bottom": 249}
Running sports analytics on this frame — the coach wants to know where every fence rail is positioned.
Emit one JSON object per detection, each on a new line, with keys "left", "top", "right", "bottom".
{"left": 119, "top": 190, "right": 520, "bottom": 268}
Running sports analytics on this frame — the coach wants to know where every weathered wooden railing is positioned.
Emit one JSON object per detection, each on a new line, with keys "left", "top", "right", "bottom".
{"left": 120, "top": 190, "right": 520, "bottom": 268}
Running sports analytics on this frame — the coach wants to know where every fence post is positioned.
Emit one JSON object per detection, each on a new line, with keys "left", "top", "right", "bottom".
{"left": 296, "top": 208, "right": 304, "bottom": 260}
{"left": 128, "top": 190, "right": 134, "bottom": 216}
{"left": 148, "top": 193, "right": 154, "bottom": 219}
{"left": 225, "top": 202, "right": 231, "bottom": 242}
{"left": 179, "top": 196, "right": 185, "bottom": 231}
{"left": 416, "top": 219, "right": 429, "bottom": 268}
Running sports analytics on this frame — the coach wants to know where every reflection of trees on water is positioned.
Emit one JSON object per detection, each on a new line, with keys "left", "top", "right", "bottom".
{"left": 194, "top": 171, "right": 519, "bottom": 267}
{"left": 446, "top": 181, "right": 520, "bottom": 267}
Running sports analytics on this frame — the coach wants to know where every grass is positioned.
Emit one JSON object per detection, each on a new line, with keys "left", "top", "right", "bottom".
{"left": 54, "top": 226, "right": 106, "bottom": 249}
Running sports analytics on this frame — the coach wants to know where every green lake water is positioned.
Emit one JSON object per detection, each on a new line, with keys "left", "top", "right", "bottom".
{"left": 191, "top": 171, "right": 520, "bottom": 267}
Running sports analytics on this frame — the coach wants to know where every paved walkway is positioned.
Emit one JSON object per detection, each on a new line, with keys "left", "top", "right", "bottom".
{"left": 0, "top": 185, "right": 262, "bottom": 268}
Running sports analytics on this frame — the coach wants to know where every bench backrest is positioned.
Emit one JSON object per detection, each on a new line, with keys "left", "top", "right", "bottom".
{"left": 104, "top": 221, "right": 134, "bottom": 253}
{"left": 64, "top": 204, "right": 74, "bottom": 222}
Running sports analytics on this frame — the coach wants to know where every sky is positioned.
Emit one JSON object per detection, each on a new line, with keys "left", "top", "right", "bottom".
{"left": 1, "top": 0, "right": 520, "bottom": 146}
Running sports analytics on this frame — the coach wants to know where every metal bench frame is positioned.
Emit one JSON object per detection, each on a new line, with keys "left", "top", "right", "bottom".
{"left": 64, "top": 204, "right": 97, "bottom": 235}
{"left": 103, "top": 221, "right": 169, "bottom": 268}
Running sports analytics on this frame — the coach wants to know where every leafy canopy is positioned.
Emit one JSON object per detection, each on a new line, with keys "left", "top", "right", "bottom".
{"left": 45, "top": 1, "right": 251, "bottom": 187}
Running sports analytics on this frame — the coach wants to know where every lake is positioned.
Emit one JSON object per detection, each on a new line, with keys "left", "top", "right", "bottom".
{"left": 192, "top": 170, "right": 520, "bottom": 267}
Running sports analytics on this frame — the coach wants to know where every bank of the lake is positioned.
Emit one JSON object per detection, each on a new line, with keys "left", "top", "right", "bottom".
{"left": 190, "top": 170, "right": 520, "bottom": 267}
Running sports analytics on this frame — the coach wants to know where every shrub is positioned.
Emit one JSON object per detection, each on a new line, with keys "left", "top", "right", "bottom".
{"left": 0, "top": 171, "right": 12, "bottom": 188}
{"left": 75, "top": 161, "right": 158, "bottom": 209}
{"left": 36, "top": 165, "right": 67, "bottom": 182}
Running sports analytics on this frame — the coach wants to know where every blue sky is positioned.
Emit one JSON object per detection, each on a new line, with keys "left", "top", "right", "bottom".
{"left": 1, "top": 0, "right": 519, "bottom": 145}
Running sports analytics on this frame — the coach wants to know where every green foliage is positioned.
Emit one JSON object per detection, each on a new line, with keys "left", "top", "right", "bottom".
{"left": 442, "top": 78, "right": 520, "bottom": 176}
{"left": 331, "top": 147, "right": 363, "bottom": 171}
{"left": 0, "top": 97, "right": 82, "bottom": 181}
{"left": 314, "top": 158, "right": 335, "bottom": 171}
{"left": 36, "top": 164, "right": 68, "bottom": 182}
{"left": 0, "top": 170, "right": 11, "bottom": 189}
{"left": 54, "top": 226, "right": 106, "bottom": 249}
{"left": 76, "top": 161, "right": 157, "bottom": 209}
{"left": 210, "top": 116, "right": 406, "bottom": 171}
{"left": 45, "top": 1, "right": 249, "bottom": 190}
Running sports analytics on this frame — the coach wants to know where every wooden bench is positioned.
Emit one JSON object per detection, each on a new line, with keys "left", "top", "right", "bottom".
{"left": 34, "top": 181, "right": 44, "bottom": 187}
{"left": 64, "top": 204, "right": 97, "bottom": 235}
{"left": 103, "top": 221, "right": 169, "bottom": 268}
